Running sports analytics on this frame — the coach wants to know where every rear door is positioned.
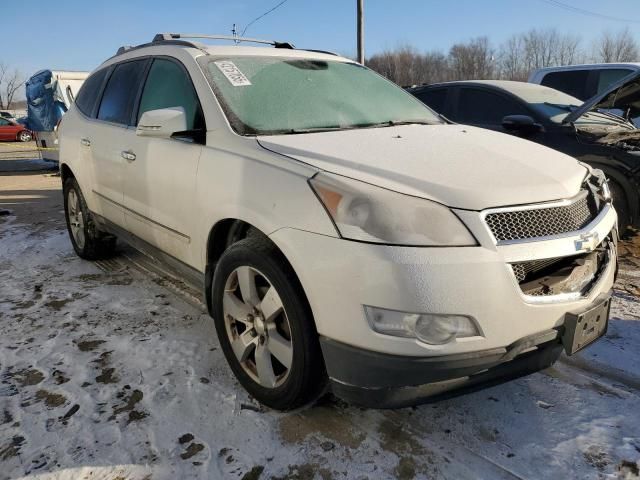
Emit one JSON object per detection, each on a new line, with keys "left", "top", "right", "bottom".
{"left": 451, "top": 87, "right": 531, "bottom": 132}
{"left": 89, "top": 59, "right": 149, "bottom": 227}
{"left": 122, "top": 57, "right": 205, "bottom": 267}
{"left": 412, "top": 87, "right": 451, "bottom": 116}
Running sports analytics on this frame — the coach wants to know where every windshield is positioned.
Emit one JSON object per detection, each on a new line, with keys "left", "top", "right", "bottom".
{"left": 517, "top": 84, "right": 634, "bottom": 127}
{"left": 200, "top": 56, "right": 441, "bottom": 135}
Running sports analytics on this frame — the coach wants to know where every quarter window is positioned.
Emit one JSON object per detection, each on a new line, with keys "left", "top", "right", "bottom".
{"left": 137, "top": 58, "right": 204, "bottom": 130}
{"left": 97, "top": 60, "right": 148, "bottom": 125}
{"left": 597, "top": 69, "right": 634, "bottom": 94}
{"left": 456, "top": 89, "right": 529, "bottom": 124}
{"left": 75, "top": 68, "right": 108, "bottom": 117}
{"left": 540, "top": 70, "right": 590, "bottom": 100}
{"left": 415, "top": 88, "right": 447, "bottom": 113}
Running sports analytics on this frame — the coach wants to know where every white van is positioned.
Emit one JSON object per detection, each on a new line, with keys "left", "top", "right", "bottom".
{"left": 27, "top": 70, "right": 89, "bottom": 162}
{"left": 528, "top": 63, "right": 640, "bottom": 101}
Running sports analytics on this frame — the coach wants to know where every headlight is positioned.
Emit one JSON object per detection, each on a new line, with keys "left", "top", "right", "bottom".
{"left": 309, "top": 173, "right": 476, "bottom": 246}
{"left": 589, "top": 168, "right": 612, "bottom": 203}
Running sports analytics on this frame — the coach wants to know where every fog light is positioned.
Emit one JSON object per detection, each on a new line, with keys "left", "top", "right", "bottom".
{"left": 364, "top": 306, "right": 480, "bottom": 345}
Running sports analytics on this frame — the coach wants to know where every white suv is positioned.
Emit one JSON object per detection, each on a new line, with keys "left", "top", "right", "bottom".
{"left": 59, "top": 33, "right": 618, "bottom": 410}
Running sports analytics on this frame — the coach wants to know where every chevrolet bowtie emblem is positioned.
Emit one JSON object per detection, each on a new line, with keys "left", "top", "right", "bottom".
{"left": 575, "top": 232, "right": 599, "bottom": 252}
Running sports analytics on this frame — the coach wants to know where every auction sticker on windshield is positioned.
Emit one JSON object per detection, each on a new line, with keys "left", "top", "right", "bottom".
{"left": 214, "top": 61, "right": 252, "bottom": 86}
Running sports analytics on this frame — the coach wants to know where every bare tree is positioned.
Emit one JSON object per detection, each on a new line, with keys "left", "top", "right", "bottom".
{"left": 0, "top": 63, "right": 26, "bottom": 110}
{"left": 594, "top": 28, "right": 639, "bottom": 63}
{"left": 499, "top": 35, "right": 528, "bottom": 81}
{"left": 498, "top": 29, "right": 582, "bottom": 80}
{"left": 449, "top": 37, "right": 496, "bottom": 80}
{"left": 367, "top": 45, "right": 449, "bottom": 86}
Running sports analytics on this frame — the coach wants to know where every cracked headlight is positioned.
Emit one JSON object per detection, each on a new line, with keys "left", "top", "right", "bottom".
{"left": 309, "top": 173, "right": 477, "bottom": 246}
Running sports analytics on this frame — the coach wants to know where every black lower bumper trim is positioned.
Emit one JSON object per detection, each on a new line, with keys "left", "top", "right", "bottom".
{"left": 320, "top": 331, "right": 563, "bottom": 408}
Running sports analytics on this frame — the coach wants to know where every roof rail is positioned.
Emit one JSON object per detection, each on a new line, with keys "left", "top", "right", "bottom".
{"left": 152, "top": 33, "right": 295, "bottom": 50}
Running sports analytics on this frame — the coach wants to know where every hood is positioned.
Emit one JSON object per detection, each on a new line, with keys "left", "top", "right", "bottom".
{"left": 258, "top": 124, "right": 587, "bottom": 210}
{"left": 564, "top": 70, "right": 640, "bottom": 125}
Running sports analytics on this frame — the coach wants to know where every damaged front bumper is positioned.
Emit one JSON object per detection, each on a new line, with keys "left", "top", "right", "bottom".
{"left": 321, "top": 329, "right": 566, "bottom": 408}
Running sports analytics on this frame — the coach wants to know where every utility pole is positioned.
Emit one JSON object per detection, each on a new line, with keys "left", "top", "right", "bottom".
{"left": 357, "top": 0, "right": 364, "bottom": 65}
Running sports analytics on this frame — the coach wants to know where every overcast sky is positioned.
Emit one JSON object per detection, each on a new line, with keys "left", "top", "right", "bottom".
{"left": 5, "top": 0, "right": 640, "bottom": 79}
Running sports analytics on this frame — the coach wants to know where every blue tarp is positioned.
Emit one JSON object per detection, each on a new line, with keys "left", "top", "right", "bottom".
{"left": 25, "top": 70, "right": 66, "bottom": 132}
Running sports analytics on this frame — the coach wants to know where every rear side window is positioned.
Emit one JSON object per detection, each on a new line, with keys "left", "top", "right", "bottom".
{"left": 456, "top": 88, "right": 529, "bottom": 124}
{"left": 97, "top": 60, "right": 148, "bottom": 125}
{"left": 540, "top": 70, "right": 590, "bottom": 100}
{"left": 137, "top": 58, "right": 204, "bottom": 130}
{"left": 414, "top": 88, "right": 447, "bottom": 113}
{"left": 597, "top": 69, "right": 634, "bottom": 94}
{"left": 75, "top": 68, "right": 108, "bottom": 117}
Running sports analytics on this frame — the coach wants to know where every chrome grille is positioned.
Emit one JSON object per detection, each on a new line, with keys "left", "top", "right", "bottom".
{"left": 485, "top": 190, "right": 596, "bottom": 242}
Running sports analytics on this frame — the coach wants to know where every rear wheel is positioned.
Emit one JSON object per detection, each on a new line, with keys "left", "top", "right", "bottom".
{"left": 17, "top": 130, "right": 32, "bottom": 142}
{"left": 63, "top": 177, "right": 116, "bottom": 259}
{"left": 212, "top": 236, "right": 326, "bottom": 410}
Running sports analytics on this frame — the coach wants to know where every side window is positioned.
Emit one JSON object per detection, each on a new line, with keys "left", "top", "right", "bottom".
{"left": 597, "top": 69, "right": 634, "bottom": 94}
{"left": 137, "top": 58, "right": 204, "bottom": 131}
{"left": 97, "top": 60, "right": 148, "bottom": 125}
{"left": 456, "top": 88, "right": 529, "bottom": 124}
{"left": 540, "top": 70, "right": 590, "bottom": 100}
{"left": 74, "top": 68, "right": 108, "bottom": 117}
{"left": 415, "top": 88, "right": 447, "bottom": 113}
{"left": 0, "top": 118, "right": 10, "bottom": 126}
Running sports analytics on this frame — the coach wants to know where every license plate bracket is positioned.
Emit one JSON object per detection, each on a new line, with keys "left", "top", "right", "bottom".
{"left": 562, "top": 294, "right": 611, "bottom": 355}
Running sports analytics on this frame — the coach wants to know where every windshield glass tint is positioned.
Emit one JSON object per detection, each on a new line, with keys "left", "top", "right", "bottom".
{"left": 202, "top": 56, "right": 440, "bottom": 135}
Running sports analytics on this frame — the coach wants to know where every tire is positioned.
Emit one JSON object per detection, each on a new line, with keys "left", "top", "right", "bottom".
{"left": 17, "top": 130, "right": 32, "bottom": 142}
{"left": 212, "top": 236, "right": 326, "bottom": 410}
{"left": 609, "top": 181, "right": 631, "bottom": 234}
{"left": 63, "top": 177, "right": 116, "bottom": 260}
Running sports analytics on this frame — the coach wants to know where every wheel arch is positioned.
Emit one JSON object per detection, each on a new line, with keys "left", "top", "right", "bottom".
{"left": 203, "top": 218, "right": 310, "bottom": 318}
{"left": 60, "top": 163, "right": 75, "bottom": 184}
{"left": 590, "top": 162, "right": 639, "bottom": 227}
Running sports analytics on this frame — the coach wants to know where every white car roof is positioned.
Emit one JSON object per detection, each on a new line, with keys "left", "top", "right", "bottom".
{"left": 99, "top": 38, "right": 351, "bottom": 71}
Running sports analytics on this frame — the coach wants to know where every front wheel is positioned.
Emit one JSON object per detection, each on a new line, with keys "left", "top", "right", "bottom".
{"left": 212, "top": 236, "right": 326, "bottom": 410}
{"left": 63, "top": 177, "right": 116, "bottom": 260}
{"left": 17, "top": 130, "right": 32, "bottom": 142}
{"left": 609, "top": 181, "right": 631, "bottom": 234}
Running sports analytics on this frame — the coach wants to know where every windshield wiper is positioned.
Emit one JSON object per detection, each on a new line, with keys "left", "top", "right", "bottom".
{"left": 593, "top": 108, "right": 633, "bottom": 125}
{"left": 282, "top": 126, "right": 344, "bottom": 134}
{"left": 354, "top": 120, "right": 436, "bottom": 128}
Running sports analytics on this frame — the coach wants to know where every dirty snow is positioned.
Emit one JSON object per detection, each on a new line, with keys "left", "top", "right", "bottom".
{"left": 1, "top": 174, "right": 639, "bottom": 480}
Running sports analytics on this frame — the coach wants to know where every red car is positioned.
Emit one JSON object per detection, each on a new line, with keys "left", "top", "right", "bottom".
{"left": 0, "top": 117, "right": 32, "bottom": 142}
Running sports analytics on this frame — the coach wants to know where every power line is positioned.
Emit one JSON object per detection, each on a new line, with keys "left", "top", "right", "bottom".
{"left": 537, "top": 0, "right": 640, "bottom": 24}
{"left": 241, "top": 0, "right": 291, "bottom": 36}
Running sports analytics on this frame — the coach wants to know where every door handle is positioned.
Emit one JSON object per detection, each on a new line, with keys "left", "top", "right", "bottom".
{"left": 121, "top": 150, "right": 136, "bottom": 161}
{"left": 80, "top": 138, "right": 91, "bottom": 147}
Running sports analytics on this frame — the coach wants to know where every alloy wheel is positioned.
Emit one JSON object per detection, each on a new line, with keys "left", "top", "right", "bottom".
{"left": 67, "top": 189, "right": 85, "bottom": 249}
{"left": 223, "top": 266, "right": 293, "bottom": 388}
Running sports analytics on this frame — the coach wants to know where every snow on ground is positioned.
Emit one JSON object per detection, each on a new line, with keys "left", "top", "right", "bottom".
{"left": 1, "top": 174, "right": 640, "bottom": 480}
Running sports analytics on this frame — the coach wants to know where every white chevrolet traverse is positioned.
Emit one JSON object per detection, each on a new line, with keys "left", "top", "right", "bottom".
{"left": 59, "top": 33, "right": 618, "bottom": 409}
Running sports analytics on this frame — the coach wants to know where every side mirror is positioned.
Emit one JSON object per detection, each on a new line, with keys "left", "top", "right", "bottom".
{"left": 136, "top": 107, "right": 187, "bottom": 138}
{"left": 502, "top": 115, "right": 543, "bottom": 134}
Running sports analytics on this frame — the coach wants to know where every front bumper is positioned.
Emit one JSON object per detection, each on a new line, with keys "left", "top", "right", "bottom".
{"left": 270, "top": 204, "right": 617, "bottom": 358}
{"left": 269, "top": 201, "right": 617, "bottom": 405}
{"left": 321, "top": 330, "right": 564, "bottom": 408}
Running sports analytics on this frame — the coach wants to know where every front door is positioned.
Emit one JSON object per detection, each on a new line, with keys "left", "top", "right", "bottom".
{"left": 121, "top": 57, "right": 206, "bottom": 268}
